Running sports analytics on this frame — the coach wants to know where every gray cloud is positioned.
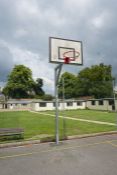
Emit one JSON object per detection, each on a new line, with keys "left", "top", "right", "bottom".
{"left": 0, "top": 43, "right": 13, "bottom": 81}
{"left": 0, "top": 0, "right": 117, "bottom": 92}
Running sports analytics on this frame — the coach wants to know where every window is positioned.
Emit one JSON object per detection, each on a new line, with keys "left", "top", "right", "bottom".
{"left": 22, "top": 103, "right": 27, "bottom": 106}
{"left": 108, "top": 100, "right": 114, "bottom": 106}
{"left": 67, "top": 102, "right": 73, "bottom": 106}
{"left": 98, "top": 100, "right": 103, "bottom": 105}
{"left": 77, "top": 102, "right": 82, "bottom": 106}
{"left": 91, "top": 101, "right": 95, "bottom": 105}
{"left": 53, "top": 102, "right": 60, "bottom": 107}
{"left": 39, "top": 102, "right": 47, "bottom": 107}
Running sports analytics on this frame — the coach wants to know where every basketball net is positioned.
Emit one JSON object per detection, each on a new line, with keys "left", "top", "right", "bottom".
{"left": 64, "top": 57, "right": 70, "bottom": 64}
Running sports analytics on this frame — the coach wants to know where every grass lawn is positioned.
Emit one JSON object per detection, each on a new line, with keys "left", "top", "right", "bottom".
{"left": 0, "top": 110, "right": 116, "bottom": 142}
{"left": 45, "top": 109, "right": 116, "bottom": 123}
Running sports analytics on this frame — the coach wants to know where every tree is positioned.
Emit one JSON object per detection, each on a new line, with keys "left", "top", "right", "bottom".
{"left": 58, "top": 72, "right": 77, "bottom": 99}
{"left": 33, "top": 78, "right": 45, "bottom": 96}
{"left": 3, "top": 65, "right": 44, "bottom": 99}
{"left": 42, "top": 94, "right": 54, "bottom": 101}
{"left": 58, "top": 64, "right": 113, "bottom": 99}
{"left": 76, "top": 63, "right": 113, "bottom": 98}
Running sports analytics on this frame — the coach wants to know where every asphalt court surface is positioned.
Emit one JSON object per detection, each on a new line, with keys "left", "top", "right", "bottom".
{"left": 0, "top": 134, "right": 117, "bottom": 175}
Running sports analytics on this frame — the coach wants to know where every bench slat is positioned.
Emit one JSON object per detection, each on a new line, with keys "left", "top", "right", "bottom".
{"left": 0, "top": 128, "right": 24, "bottom": 137}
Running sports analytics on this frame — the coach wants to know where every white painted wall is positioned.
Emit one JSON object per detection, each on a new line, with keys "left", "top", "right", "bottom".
{"left": 1, "top": 99, "right": 115, "bottom": 112}
{"left": 86, "top": 100, "right": 113, "bottom": 111}
{"left": 32, "top": 101, "right": 86, "bottom": 111}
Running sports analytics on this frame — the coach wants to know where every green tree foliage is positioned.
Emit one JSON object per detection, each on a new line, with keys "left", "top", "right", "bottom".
{"left": 76, "top": 64, "right": 113, "bottom": 98}
{"left": 3, "top": 65, "right": 45, "bottom": 99}
{"left": 58, "top": 64, "right": 113, "bottom": 99}
{"left": 33, "top": 78, "right": 45, "bottom": 96}
{"left": 42, "top": 94, "right": 54, "bottom": 101}
{"left": 58, "top": 72, "right": 77, "bottom": 99}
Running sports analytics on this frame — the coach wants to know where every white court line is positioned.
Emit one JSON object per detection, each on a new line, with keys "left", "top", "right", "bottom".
{"left": 29, "top": 111, "right": 116, "bottom": 126}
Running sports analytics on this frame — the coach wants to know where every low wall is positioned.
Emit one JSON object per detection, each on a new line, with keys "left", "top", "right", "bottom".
{"left": 32, "top": 101, "right": 86, "bottom": 111}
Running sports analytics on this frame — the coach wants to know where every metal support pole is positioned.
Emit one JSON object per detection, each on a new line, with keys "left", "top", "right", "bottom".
{"left": 55, "top": 64, "right": 63, "bottom": 144}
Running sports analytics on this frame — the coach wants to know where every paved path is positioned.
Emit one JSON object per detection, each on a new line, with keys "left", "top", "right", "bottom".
{"left": 0, "top": 134, "right": 117, "bottom": 175}
{"left": 30, "top": 111, "right": 116, "bottom": 126}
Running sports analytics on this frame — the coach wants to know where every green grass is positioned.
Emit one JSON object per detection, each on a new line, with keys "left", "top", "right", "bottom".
{"left": 45, "top": 109, "right": 116, "bottom": 123}
{"left": 0, "top": 111, "right": 55, "bottom": 139}
{"left": 0, "top": 110, "right": 116, "bottom": 143}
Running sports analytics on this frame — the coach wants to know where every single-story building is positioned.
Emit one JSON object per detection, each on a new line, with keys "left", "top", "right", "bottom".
{"left": 86, "top": 98, "right": 116, "bottom": 111}
{"left": 31, "top": 100, "right": 86, "bottom": 111}
{"left": 0, "top": 99, "right": 32, "bottom": 110}
{"left": 0, "top": 98, "right": 116, "bottom": 111}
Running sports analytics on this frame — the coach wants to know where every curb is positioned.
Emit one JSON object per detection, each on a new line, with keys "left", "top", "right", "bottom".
{"left": 67, "top": 131, "right": 117, "bottom": 140}
{"left": 0, "top": 140, "right": 40, "bottom": 149}
{"left": 0, "top": 131, "right": 117, "bottom": 149}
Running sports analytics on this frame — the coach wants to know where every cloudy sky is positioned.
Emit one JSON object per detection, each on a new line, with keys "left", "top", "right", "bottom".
{"left": 0, "top": 0, "right": 117, "bottom": 94}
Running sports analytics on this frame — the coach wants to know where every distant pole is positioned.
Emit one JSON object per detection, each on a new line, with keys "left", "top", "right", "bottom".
{"left": 62, "top": 77, "right": 66, "bottom": 139}
{"left": 113, "top": 78, "right": 116, "bottom": 111}
{"left": 113, "top": 78, "right": 117, "bottom": 130}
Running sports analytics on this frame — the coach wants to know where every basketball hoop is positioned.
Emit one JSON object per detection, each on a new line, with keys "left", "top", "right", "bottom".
{"left": 63, "top": 50, "right": 80, "bottom": 64}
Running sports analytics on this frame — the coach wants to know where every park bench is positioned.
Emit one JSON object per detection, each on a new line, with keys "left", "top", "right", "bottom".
{"left": 0, "top": 128, "right": 24, "bottom": 140}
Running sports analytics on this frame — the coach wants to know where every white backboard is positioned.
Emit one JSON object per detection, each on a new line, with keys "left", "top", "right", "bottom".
{"left": 49, "top": 37, "right": 83, "bottom": 65}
